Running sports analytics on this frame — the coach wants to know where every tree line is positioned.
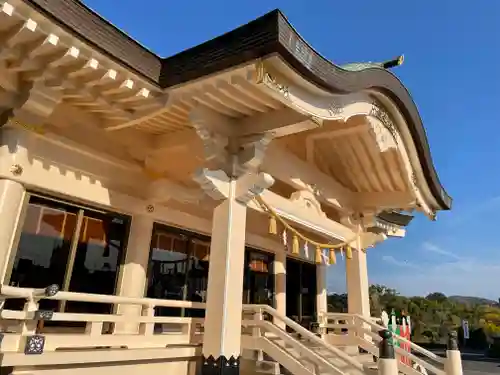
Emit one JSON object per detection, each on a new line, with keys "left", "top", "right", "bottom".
{"left": 327, "top": 284, "right": 500, "bottom": 349}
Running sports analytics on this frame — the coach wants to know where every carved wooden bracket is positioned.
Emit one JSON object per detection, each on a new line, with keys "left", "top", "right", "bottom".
{"left": 193, "top": 167, "right": 274, "bottom": 204}
{"left": 289, "top": 189, "right": 326, "bottom": 218}
{"left": 190, "top": 105, "right": 275, "bottom": 181}
{"left": 0, "top": 81, "right": 62, "bottom": 130}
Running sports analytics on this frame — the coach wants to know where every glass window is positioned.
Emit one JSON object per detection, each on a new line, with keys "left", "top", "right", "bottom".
{"left": 285, "top": 258, "right": 317, "bottom": 327}
{"left": 301, "top": 262, "right": 317, "bottom": 320}
{"left": 145, "top": 224, "right": 276, "bottom": 320}
{"left": 244, "top": 250, "right": 274, "bottom": 307}
{"left": 8, "top": 197, "right": 79, "bottom": 311}
{"left": 185, "top": 239, "right": 209, "bottom": 318}
{"left": 7, "top": 195, "right": 130, "bottom": 314}
{"left": 66, "top": 210, "right": 129, "bottom": 314}
{"left": 147, "top": 228, "right": 190, "bottom": 317}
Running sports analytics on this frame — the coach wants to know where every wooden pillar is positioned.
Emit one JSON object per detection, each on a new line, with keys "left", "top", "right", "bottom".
{"left": 316, "top": 263, "right": 328, "bottom": 329}
{"left": 273, "top": 249, "right": 286, "bottom": 329}
{"left": 197, "top": 169, "right": 274, "bottom": 375}
{"left": 202, "top": 183, "right": 247, "bottom": 371}
{"left": 0, "top": 178, "right": 26, "bottom": 283}
{"left": 346, "top": 248, "right": 370, "bottom": 317}
{"left": 114, "top": 215, "right": 154, "bottom": 333}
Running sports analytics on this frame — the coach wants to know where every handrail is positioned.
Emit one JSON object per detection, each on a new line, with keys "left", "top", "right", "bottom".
{"left": 351, "top": 313, "right": 446, "bottom": 364}
{"left": 0, "top": 285, "right": 206, "bottom": 309}
{"left": 359, "top": 326, "right": 445, "bottom": 375}
{"left": 1, "top": 309, "right": 203, "bottom": 324}
{"left": 244, "top": 304, "right": 365, "bottom": 371}
{"left": 325, "top": 312, "right": 446, "bottom": 375}
{"left": 244, "top": 319, "right": 346, "bottom": 375}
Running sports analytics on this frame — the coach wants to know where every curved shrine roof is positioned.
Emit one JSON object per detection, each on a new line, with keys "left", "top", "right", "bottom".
{"left": 22, "top": 0, "right": 451, "bottom": 210}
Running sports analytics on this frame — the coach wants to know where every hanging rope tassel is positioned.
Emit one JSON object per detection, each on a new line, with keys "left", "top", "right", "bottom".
{"left": 292, "top": 235, "right": 300, "bottom": 255}
{"left": 315, "top": 246, "right": 322, "bottom": 264}
{"left": 268, "top": 215, "right": 277, "bottom": 235}
{"left": 346, "top": 245, "right": 353, "bottom": 259}
{"left": 253, "top": 196, "right": 360, "bottom": 266}
{"left": 329, "top": 249, "right": 336, "bottom": 265}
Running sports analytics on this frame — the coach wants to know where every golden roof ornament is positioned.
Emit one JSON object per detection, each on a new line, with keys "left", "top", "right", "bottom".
{"left": 340, "top": 55, "right": 404, "bottom": 71}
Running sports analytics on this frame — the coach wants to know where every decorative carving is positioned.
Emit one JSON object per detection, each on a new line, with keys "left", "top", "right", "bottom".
{"left": 192, "top": 168, "right": 231, "bottom": 201}
{"left": 189, "top": 103, "right": 275, "bottom": 201}
{"left": 235, "top": 172, "right": 274, "bottom": 204}
{"left": 255, "top": 62, "right": 290, "bottom": 99}
{"left": 10, "top": 164, "right": 23, "bottom": 176}
{"left": 366, "top": 117, "right": 397, "bottom": 152}
{"left": 369, "top": 102, "right": 398, "bottom": 143}
{"left": 44, "top": 284, "right": 60, "bottom": 297}
{"left": 202, "top": 355, "right": 240, "bottom": 375}
{"left": 189, "top": 106, "right": 230, "bottom": 166}
{"left": 24, "top": 334, "right": 45, "bottom": 355}
{"left": 146, "top": 204, "right": 154, "bottom": 213}
{"left": 411, "top": 172, "right": 418, "bottom": 186}
{"left": 34, "top": 310, "right": 53, "bottom": 320}
{"left": 290, "top": 190, "right": 326, "bottom": 218}
{"left": 192, "top": 123, "right": 229, "bottom": 165}
{"left": 263, "top": 72, "right": 289, "bottom": 99}
{"left": 234, "top": 133, "right": 273, "bottom": 177}
{"left": 328, "top": 100, "right": 343, "bottom": 116}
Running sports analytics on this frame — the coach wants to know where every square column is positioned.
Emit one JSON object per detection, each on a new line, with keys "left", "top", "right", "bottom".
{"left": 202, "top": 179, "right": 247, "bottom": 374}
{"left": 114, "top": 215, "right": 154, "bottom": 334}
{"left": 273, "top": 250, "right": 286, "bottom": 329}
{"left": 345, "top": 248, "right": 370, "bottom": 317}
{"left": 194, "top": 166, "right": 274, "bottom": 375}
{"left": 316, "top": 263, "right": 328, "bottom": 333}
{"left": 0, "top": 179, "right": 27, "bottom": 283}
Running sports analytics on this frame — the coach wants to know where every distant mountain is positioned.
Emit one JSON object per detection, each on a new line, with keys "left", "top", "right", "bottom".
{"left": 449, "top": 295, "right": 498, "bottom": 306}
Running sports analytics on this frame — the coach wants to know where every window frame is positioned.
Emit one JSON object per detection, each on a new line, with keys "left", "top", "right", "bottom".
{"left": 6, "top": 191, "right": 131, "bottom": 311}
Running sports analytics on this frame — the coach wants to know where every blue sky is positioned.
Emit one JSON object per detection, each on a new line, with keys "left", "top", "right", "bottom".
{"left": 83, "top": 0, "right": 500, "bottom": 299}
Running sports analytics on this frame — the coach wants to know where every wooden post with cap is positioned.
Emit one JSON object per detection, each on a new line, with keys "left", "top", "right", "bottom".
{"left": 445, "top": 331, "right": 463, "bottom": 375}
{"left": 378, "top": 329, "right": 398, "bottom": 375}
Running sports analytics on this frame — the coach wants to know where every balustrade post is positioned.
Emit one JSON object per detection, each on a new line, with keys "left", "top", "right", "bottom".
{"left": 20, "top": 298, "right": 38, "bottom": 335}
{"left": 21, "top": 285, "right": 59, "bottom": 355}
{"left": 378, "top": 330, "right": 398, "bottom": 375}
{"left": 253, "top": 307, "right": 264, "bottom": 362}
{"left": 139, "top": 304, "right": 155, "bottom": 336}
{"left": 445, "top": 331, "right": 463, "bottom": 375}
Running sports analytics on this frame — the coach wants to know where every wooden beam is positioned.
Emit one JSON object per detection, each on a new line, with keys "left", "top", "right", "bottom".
{"left": 358, "top": 191, "right": 415, "bottom": 210}
{"left": 263, "top": 144, "right": 415, "bottom": 212}
{"left": 237, "top": 108, "right": 321, "bottom": 137}
{"left": 151, "top": 129, "right": 198, "bottom": 153}
{"left": 104, "top": 105, "right": 170, "bottom": 131}
{"left": 150, "top": 107, "right": 321, "bottom": 154}
{"left": 247, "top": 189, "right": 356, "bottom": 242}
{"left": 262, "top": 143, "right": 353, "bottom": 211}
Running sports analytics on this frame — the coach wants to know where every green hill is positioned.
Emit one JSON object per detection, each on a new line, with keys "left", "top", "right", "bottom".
{"left": 448, "top": 295, "right": 497, "bottom": 306}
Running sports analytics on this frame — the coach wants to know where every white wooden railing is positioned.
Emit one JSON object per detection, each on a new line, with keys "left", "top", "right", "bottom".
{"left": 0, "top": 284, "right": 207, "bottom": 366}
{"left": 242, "top": 305, "right": 367, "bottom": 375}
{"left": 0, "top": 285, "right": 373, "bottom": 375}
{"left": 324, "top": 312, "right": 447, "bottom": 375}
